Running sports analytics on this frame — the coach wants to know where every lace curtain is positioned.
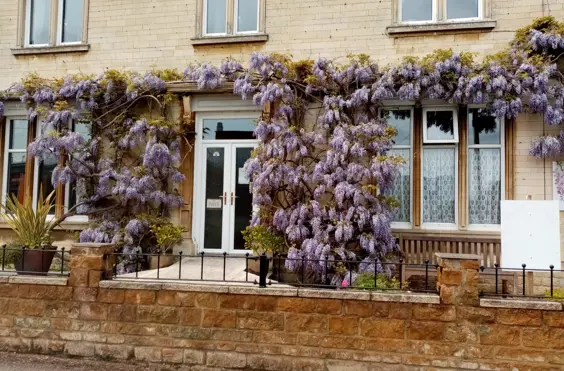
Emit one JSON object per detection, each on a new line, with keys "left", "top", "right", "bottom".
{"left": 423, "top": 148, "right": 456, "bottom": 223}
{"left": 386, "top": 149, "right": 410, "bottom": 223}
{"left": 468, "top": 149, "right": 501, "bottom": 224}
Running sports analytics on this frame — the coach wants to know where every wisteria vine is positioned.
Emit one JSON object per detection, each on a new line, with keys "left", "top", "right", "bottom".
{"left": 0, "top": 17, "right": 561, "bottom": 283}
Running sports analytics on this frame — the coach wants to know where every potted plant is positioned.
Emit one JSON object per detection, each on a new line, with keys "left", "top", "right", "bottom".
{"left": 0, "top": 190, "right": 62, "bottom": 275}
{"left": 242, "top": 225, "right": 286, "bottom": 275}
{"left": 148, "top": 222, "right": 184, "bottom": 269}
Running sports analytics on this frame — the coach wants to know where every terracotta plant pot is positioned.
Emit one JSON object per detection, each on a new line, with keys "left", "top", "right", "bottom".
{"left": 247, "top": 251, "right": 273, "bottom": 275}
{"left": 15, "top": 246, "right": 57, "bottom": 276}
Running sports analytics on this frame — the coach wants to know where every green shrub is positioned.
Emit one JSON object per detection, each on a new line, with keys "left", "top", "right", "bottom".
{"left": 150, "top": 222, "right": 184, "bottom": 253}
{"left": 0, "top": 242, "right": 26, "bottom": 268}
{"left": 242, "top": 225, "right": 286, "bottom": 255}
{"left": 546, "top": 288, "right": 564, "bottom": 300}
{"left": 354, "top": 272, "right": 403, "bottom": 290}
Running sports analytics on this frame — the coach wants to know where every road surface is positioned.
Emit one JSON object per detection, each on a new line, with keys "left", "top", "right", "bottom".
{"left": 0, "top": 352, "right": 177, "bottom": 371}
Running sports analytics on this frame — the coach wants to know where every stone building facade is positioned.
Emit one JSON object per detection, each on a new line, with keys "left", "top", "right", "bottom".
{"left": 0, "top": 0, "right": 563, "bottom": 269}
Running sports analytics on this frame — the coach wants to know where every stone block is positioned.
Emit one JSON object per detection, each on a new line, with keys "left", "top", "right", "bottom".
{"left": 479, "top": 325, "right": 521, "bottom": 345}
{"left": 124, "top": 290, "right": 156, "bottom": 305}
{"left": 157, "top": 291, "right": 196, "bottom": 307}
{"left": 522, "top": 328, "right": 564, "bottom": 349}
{"left": 278, "top": 298, "right": 341, "bottom": 314}
{"left": 210, "top": 328, "right": 253, "bottom": 342}
{"left": 87, "top": 270, "right": 103, "bottom": 287}
{"left": 107, "top": 304, "right": 137, "bottom": 322}
{"left": 413, "top": 304, "right": 456, "bottom": 322}
{"left": 286, "top": 314, "right": 327, "bottom": 333}
{"left": 195, "top": 293, "right": 219, "bottom": 308}
{"left": 238, "top": 312, "right": 284, "bottom": 331}
{"left": 406, "top": 321, "right": 445, "bottom": 340}
{"left": 328, "top": 316, "right": 359, "bottom": 335}
{"left": 252, "top": 331, "right": 297, "bottom": 345}
{"left": 219, "top": 294, "right": 277, "bottom": 311}
{"left": 94, "top": 344, "right": 133, "bottom": 360}
{"left": 359, "top": 318, "right": 405, "bottom": 339}
{"left": 183, "top": 349, "right": 205, "bottom": 364}
{"left": 73, "top": 287, "right": 99, "bottom": 302}
{"left": 206, "top": 351, "right": 246, "bottom": 368}
{"left": 69, "top": 269, "right": 89, "bottom": 287}
{"left": 98, "top": 289, "right": 125, "bottom": 304}
{"left": 344, "top": 301, "right": 389, "bottom": 317}
{"left": 457, "top": 306, "right": 496, "bottom": 323}
{"left": 440, "top": 270, "right": 463, "bottom": 285}
{"left": 544, "top": 311, "right": 564, "bottom": 328}
{"left": 45, "top": 301, "right": 80, "bottom": 319}
{"left": 137, "top": 305, "right": 179, "bottom": 324}
{"left": 162, "top": 348, "right": 184, "bottom": 363}
{"left": 31, "top": 339, "right": 65, "bottom": 354}
{"left": 180, "top": 307, "right": 203, "bottom": 326}
{"left": 14, "top": 317, "right": 51, "bottom": 329}
{"left": 246, "top": 354, "right": 295, "bottom": 371}
{"left": 79, "top": 302, "right": 108, "bottom": 321}
{"left": 65, "top": 342, "right": 96, "bottom": 357}
{"left": 298, "top": 334, "right": 360, "bottom": 350}
{"left": 389, "top": 303, "right": 413, "bottom": 319}
{"left": 202, "top": 309, "right": 235, "bottom": 328}
{"left": 134, "top": 346, "right": 162, "bottom": 362}
{"left": 496, "top": 309, "right": 542, "bottom": 326}
{"left": 8, "top": 299, "right": 46, "bottom": 317}
{"left": 445, "top": 321, "right": 478, "bottom": 343}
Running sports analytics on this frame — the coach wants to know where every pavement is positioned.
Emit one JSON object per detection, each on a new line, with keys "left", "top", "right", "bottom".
{"left": 0, "top": 352, "right": 183, "bottom": 370}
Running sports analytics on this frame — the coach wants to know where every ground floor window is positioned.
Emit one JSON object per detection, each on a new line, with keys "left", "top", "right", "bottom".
{"left": 382, "top": 105, "right": 505, "bottom": 231}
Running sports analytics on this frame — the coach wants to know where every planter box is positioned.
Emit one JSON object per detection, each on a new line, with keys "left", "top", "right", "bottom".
{"left": 149, "top": 254, "right": 176, "bottom": 270}
{"left": 15, "top": 246, "right": 57, "bottom": 276}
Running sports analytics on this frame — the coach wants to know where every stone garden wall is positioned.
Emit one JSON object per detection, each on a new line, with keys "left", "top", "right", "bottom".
{"left": 0, "top": 245, "right": 563, "bottom": 370}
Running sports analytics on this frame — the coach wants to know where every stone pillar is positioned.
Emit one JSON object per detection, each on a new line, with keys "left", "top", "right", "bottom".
{"left": 69, "top": 243, "right": 115, "bottom": 287}
{"left": 436, "top": 253, "right": 480, "bottom": 306}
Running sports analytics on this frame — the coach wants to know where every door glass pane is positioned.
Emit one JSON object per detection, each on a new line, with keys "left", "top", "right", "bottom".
{"left": 30, "top": 0, "right": 51, "bottom": 45}
{"left": 426, "top": 110, "right": 455, "bottom": 141}
{"left": 423, "top": 148, "right": 456, "bottom": 224}
{"left": 401, "top": 0, "right": 433, "bottom": 22}
{"left": 237, "top": 0, "right": 259, "bottom": 32}
{"left": 447, "top": 0, "right": 478, "bottom": 19}
{"left": 203, "top": 118, "right": 256, "bottom": 140}
{"left": 468, "top": 109, "right": 500, "bottom": 145}
{"left": 6, "top": 153, "right": 27, "bottom": 203}
{"left": 204, "top": 148, "right": 225, "bottom": 250}
{"left": 469, "top": 149, "right": 501, "bottom": 225}
{"left": 62, "top": 0, "right": 84, "bottom": 43}
{"left": 37, "top": 153, "right": 57, "bottom": 215}
{"left": 384, "top": 149, "right": 411, "bottom": 223}
{"left": 9, "top": 120, "right": 29, "bottom": 150}
{"left": 206, "top": 0, "right": 227, "bottom": 34}
{"left": 382, "top": 110, "right": 411, "bottom": 146}
{"left": 233, "top": 147, "right": 254, "bottom": 250}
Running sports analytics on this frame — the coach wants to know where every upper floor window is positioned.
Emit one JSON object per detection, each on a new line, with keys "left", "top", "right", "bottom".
{"left": 203, "top": 0, "right": 260, "bottom": 36}
{"left": 399, "top": 0, "right": 481, "bottom": 24}
{"left": 17, "top": 0, "right": 89, "bottom": 51}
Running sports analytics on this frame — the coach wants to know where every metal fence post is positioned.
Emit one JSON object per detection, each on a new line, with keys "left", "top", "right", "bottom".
{"left": 259, "top": 253, "right": 268, "bottom": 288}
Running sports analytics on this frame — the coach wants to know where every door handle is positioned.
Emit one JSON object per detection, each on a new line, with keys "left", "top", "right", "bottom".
{"left": 221, "top": 192, "right": 226, "bottom": 205}
{"left": 230, "top": 192, "right": 234, "bottom": 205}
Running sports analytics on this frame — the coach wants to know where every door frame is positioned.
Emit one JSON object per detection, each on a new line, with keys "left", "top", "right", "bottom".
{"left": 193, "top": 111, "right": 260, "bottom": 254}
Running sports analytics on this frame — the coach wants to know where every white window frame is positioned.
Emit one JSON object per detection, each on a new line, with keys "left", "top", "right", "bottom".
{"left": 444, "top": 0, "right": 482, "bottom": 22}
{"left": 24, "top": 0, "right": 51, "bottom": 48}
{"left": 2, "top": 118, "right": 29, "bottom": 207}
{"left": 467, "top": 106, "right": 504, "bottom": 231}
{"left": 421, "top": 145, "right": 459, "bottom": 230}
{"left": 423, "top": 107, "right": 459, "bottom": 144}
{"left": 398, "top": 0, "right": 437, "bottom": 24}
{"left": 56, "top": 0, "right": 84, "bottom": 45}
{"left": 202, "top": 0, "right": 229, "bottom": 36}
{"left": 381, "top": 107, "right": 413, "bottom": 229}
{"left": 234, "top": 0, "right": 260, "bottom": 34}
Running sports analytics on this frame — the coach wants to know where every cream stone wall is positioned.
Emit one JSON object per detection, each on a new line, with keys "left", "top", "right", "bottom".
{"left": 0, "top": 0, "right": 562, "bottom": 88}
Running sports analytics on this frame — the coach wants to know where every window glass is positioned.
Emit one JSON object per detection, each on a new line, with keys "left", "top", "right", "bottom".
{"left": 37, "top": 153, "right": 57, "bottom": 215}
{"left": 62, "top": 0, "right": 84, "bottom": 43}
{"left": 9, "top": 120, "right": 29, "bottom": 150}
{"left": 468, "top": 109, "right": 500, "bottom": 145}
{"left": 203, "top": 118, "right": 256, "bottom": 140}
{"left": 237, "top": 0, "right": 259, "bottom": 32}
{"left": 30, "top": 0, "right": 51, "bottom": 45}
{"left": 6, "top": 154, "right": 27, "bottom": 203}
{"left": 426, "top": 110, "right": 455, "bottom": 141}
{"left": 382, "top": 110, "right": 411, "bottom": 146}
{"left": 423, "top": 148, "right": 456, "bottom": 224}
{"left": 401, "top": 0, "right": 433, "bottom": 22}
{"left": 447, "top": 0, "right": 478, "bottom": 19}
{"left": 468, "top": 149, "right": 501, "bottom": 225}
{"left": 386, "top": 149, "right": 411, "bottom": 223}
{"left": 206, "top": 0, "right": 227, "bottom": 34}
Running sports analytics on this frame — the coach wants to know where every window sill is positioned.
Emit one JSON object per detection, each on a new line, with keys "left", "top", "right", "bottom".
{"left": 191, "top": 34, "right": 268, "bottom": 46}
{"left": 11, "top": 44, "right": 90, "bottom": 56}
{"left": 386, "top": 20, "right": 496, "bottom": 37}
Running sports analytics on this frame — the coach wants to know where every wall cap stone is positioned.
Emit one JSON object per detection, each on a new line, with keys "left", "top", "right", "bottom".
{"left": 480, "top": 298, "right": 563, "bottom": 311}
{"left": 372, "top": 292, "right": 440, "bottom": 304}
{"left": 8, "top": 276, "right": 68, "bottom": 286}
{"left": 230, "top": 286, "right": 298, "bottom": 296}
{"left": 71, "top": 243, "right": 115, "bottom": 248}
{"left": 436, "top": 253, "right": 481, "bottom": 260}
{"left": 0, "top": 275, "right": 9, "bottom": 283}
{"left": 298, "top": 289, "right": 370, "bottom": 301}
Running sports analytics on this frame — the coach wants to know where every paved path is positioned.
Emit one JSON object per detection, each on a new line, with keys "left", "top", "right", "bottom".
{"left": 0, "top": 352, "right": 177, "bottom": 371}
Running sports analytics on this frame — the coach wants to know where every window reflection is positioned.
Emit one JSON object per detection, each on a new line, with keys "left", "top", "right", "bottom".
{"left": 202, "top": 119, "right": 256, "bottom": 140}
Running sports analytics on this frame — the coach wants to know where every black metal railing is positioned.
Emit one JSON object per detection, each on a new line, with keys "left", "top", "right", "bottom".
{"left": 0, "top": 245, "right": 69, "bottom": 277}
{"left": 106, "top": 251, "right": 438, "bottom": 293}
{"left": 479, "top": 264, "right": 564, "bottom": 300}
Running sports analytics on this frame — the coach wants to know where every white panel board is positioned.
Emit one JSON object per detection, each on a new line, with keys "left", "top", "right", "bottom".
{"left": 501, "top": 200, "right": 561, "bottom": 270}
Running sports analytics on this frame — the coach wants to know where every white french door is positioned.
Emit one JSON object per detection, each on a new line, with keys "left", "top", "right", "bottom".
{"left": 197, "top": 141, "right": 257, "bottom": 254}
